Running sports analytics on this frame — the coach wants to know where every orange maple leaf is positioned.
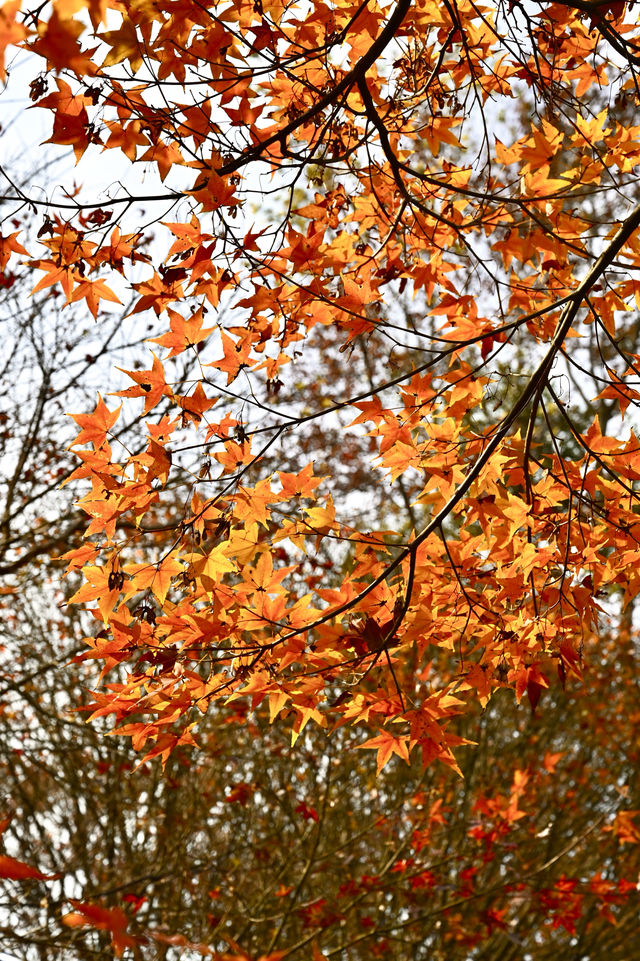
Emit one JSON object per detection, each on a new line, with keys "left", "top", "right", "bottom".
{"left": 0, "top": 230, "right": 27, "bottom": 271}
{"left": 29, "top": 7, "right": 98, "bottom": 77}
{"left": 69, "top": 394, "right": 121, "bottom": 448}
{"left": 357, "top": 730, "right": 410, "bottom": 775}
{"left": 113, "top": 353, "right": 172, "bottom": 414}
{"left": 150, "top": 306, "right": 215, "bottom": 357}
{"left": 0, "top": 0, "right": 26, "bottom": 82}
{"left": 70, "top": 277, "right": 122, "bottom": 318}
{"left": 99, "top": 17, "right": 143, "bottom": 71}
{"left": 63, "top": 900, "right": 140, "bottom": 957}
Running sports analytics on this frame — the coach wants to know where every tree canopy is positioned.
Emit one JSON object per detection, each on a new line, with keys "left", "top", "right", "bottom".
{"left": 2, "top": 0, "right": 640, "bottom": 956}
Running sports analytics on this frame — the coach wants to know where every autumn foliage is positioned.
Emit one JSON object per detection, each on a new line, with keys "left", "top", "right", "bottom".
{"left": 2, "top": 0, "right": 640, "bottom": 955}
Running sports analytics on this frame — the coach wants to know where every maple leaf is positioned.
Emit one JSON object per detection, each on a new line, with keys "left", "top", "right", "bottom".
{"left": 63, "top": 901, "right": 140, "bottom": 957}
{"left": 609, "top": 810, "right": 640, "bottom": 845}
{"left": 357, "top": 730, "right": 410, "bottom": 775}
{"left": 131, "top": 270, "right": 185, "bottom": 315}
{"left": 0, "top": 855, "right": 59, "bottom": 881}
{"left": 175, "top": 381, "right": 216, "bottom": 425}
{"left": 501, "top": 493, "right": 531, "bottom": 538}
{"left": 69, "top": 277, "right": 122, "bottom": 318}
{"left": 29, "top": 7, "right": 98, "bottom": 77}
{"left": 140, "top": 140, "right": 185, "bottom": 181}
{"left": 234, "top": 477, "right": 278, "bottom": 528}
{"left": 193, "top": 542, "right": 236, "bottom": 592}
{"left": 30, "top": 260, "right": 76, "bottom": 300}
{"left": 189, "top": 167, "right": 238, "bottom": 212}
{"left": 0, "top": 0, "right": 26, "bottom": 82}
{"left": 268, "top": 688, "right": 290, "bottom": 722}
{"left": 113, "top": 353, "right": 172, "bottom": 414}
{"left": 278, "top": 463, "right": 323, "bottom": 500}
{"left": 150, "top": 306, "right": 215, "bottom": 357}
{"left": 126, "top": 556, "right": 183, "bottom": 606}
{"left": 69, "top": 394, "right": 120, "bottom": 448}
{"left": 68, "top": 564, "right": 128, "bottom": 623}
{"left": 99, "top": 17, "right": 143, "bottom": 71}
{"left": 0, "top": 230, "right": 27, "bottom": 271}
{"left": 211, "top": 329, "right": 254, "bottom": 385}
{"left": 59, "top": 542, "right": 100, "bottom": 571}
{"left": 103, "top": 117, "right": 150, "bottom": 160}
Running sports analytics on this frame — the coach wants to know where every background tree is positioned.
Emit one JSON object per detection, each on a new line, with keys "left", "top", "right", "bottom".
{"left": 3, "top": 602, "right": 640, "bottom": 959}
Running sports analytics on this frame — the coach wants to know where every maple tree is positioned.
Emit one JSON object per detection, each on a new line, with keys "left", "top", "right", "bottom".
{"left": 2, "top": 0, "right": 640, "bottom": 954}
